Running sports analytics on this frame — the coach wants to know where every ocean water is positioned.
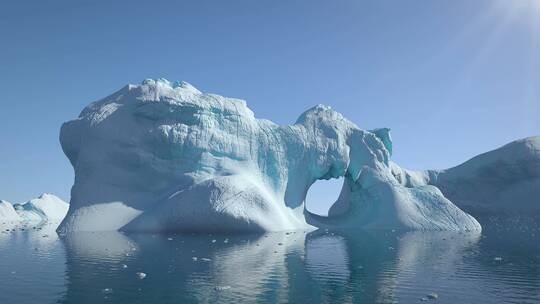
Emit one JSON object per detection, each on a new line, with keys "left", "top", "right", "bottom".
{"left": 0, "top": 217, "right": 539, "bottom": 304}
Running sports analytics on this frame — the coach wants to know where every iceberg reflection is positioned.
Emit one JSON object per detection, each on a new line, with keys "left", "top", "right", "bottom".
{"left": 49, "top": 226, "right": 540, "bottom": 303}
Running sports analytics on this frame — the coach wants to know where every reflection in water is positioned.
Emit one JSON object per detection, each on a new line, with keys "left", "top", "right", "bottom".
{"left": 0, "top": 222, "right": 67, "bottom": 304}
{"left": 186, "top": 232, "right": 306, "bottom": 303}
{"left": 60, "top": 231, "right": 311, "bottom": 303}
{"left": 58, "top": 229, "right": 485, "bottom": 303}
{"left": 1, "top": 218, "right": 539, "bottom": 304}
{"left": 305, "top": 233, "right": 350, "bottom": 282}
{"left": 391, "top": 231, "right": 481, "bottom": 302}
{"left": 62, "top": 231, "right": 138, "bottom": 259}
{"left": 305, "top": 232, "right": 353, "bottom": 303}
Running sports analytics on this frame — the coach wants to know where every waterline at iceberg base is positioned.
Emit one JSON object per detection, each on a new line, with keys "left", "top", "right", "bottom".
{"left": 57, "top": 79, "right": 481, "bottom": 233}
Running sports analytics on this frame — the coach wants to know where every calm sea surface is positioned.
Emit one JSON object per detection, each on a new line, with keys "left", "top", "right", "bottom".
{"left": 1, "top": 216, "right": 539, "bottom": 304}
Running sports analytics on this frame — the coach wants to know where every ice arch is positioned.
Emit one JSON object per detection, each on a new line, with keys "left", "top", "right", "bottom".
{"left": 305, "top": 177, "right": 345, "bottom": 216}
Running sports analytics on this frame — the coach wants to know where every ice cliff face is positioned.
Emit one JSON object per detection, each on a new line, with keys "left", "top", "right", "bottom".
{"left": 58, "top": 79, "right": 480, "bottom": 233}
{"left": 0, "top": 193, "right": 68, "bottom": 225}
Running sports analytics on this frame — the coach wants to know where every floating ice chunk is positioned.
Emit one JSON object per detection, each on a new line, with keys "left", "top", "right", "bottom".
{"left": 427, "top": 293, "right": 438, "bottom": 300}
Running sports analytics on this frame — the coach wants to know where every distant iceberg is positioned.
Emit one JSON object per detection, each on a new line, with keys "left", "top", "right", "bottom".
{"left": 427, "top": 136, "right": 540, "bottom": 215}
{"left": 0, "top": 194, "right": 68, "bottom": 226}
{"left": 57, "top": 79, "right": 481, "bottom": 233}
{"left": 387, "top": 136, "right": 540, "bottom": 216}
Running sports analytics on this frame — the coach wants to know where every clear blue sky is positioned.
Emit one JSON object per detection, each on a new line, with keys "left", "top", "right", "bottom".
{"left": 1, "top": 0, "right": 539, "bottom": 204}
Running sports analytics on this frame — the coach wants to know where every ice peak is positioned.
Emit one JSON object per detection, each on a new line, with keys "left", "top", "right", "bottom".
{"left": 295, "top": 104, "right": 354, "bottom": 129}
{"left": 313, "top": 104, "right": 332, "bottom": 110}
{"left": 140, "top": 78, "right": 201, "bottom": 95}
{"left": 37, "top": 193, "right": 57, "bottom": 200}
{"left": 306, "top": 104, "right": 333, "bottom": 113}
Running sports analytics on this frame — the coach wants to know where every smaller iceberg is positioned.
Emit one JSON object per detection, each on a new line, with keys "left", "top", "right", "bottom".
{"left": 427, "top": 136, "right": 540, "bottom": 215}
{"left": 0, "top": 193, "right": 69, "bottom": 226}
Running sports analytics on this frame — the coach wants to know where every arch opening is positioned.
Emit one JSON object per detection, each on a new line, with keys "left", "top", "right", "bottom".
{"left": 305, "top": 176, "right": 346, "bottom": 217}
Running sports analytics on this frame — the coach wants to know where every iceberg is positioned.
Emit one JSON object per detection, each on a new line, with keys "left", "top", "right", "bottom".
{"left": 15, "top": 193, "right": 69, "bottom": 222}
{"left": 57, "top": 79, "right": 480, "bottom": 233}
{"left": 427, "top": 136, "right": 540, "bottom": 215}
{"left": 380, "top": 136, "right": 540, "bottom": 224}
{"left": 0, "top": 194, "right": 69, "bottom": 226}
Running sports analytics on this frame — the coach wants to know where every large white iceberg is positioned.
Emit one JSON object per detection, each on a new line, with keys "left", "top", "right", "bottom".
{"left": 57, "top": 79, "right": 480, "bottom": 233}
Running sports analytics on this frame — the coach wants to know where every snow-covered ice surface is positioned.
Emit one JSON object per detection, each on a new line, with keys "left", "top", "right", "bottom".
{"left": 0, "top": 194, "right": 68, "bottom": 228}
{"left": 58, "top": 79, "right": 480, "bottom": 233}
